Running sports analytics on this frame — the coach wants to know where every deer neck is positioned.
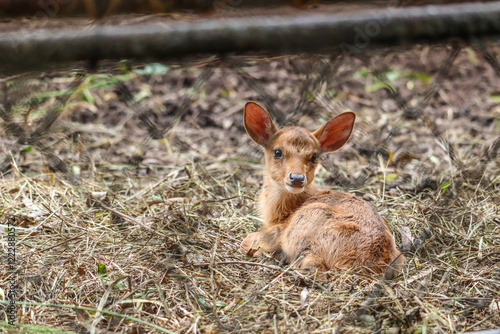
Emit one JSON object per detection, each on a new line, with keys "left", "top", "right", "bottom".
{"left": 259, "top": 175, "right": 318, "bottom": 228}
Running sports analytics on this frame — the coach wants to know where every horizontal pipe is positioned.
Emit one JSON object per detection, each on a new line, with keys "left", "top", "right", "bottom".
{"left": 1, "top": 2, "right": 500, "bottom": 73}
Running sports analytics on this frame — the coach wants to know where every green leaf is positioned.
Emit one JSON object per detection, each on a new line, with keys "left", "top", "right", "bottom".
{"left": 133, "top": 63, "right": 169, "bottom": 76}
{"left": 413, "top": 327, "right": 424, "bottom": 334}
{"left": 366, "top": 81, "right": 395, "bottom": 93}
{"left": 385, "top": 70, "right": 402, "bottom": 82}
{"left": 82, "top": 87, "right": 95, "bottom": 105}
{"left": 384, "top": 173, "right": 398, "bottom": 181}
{"left": 441, "top": 181, "right": 452, "bottom": 191}
{"left": 89, "top": 74, "right": 134, "bottom": 89}
{"left": 115, "top": 281, "right": 126, "bottom": 290}
{"left": 97, "top": 263, "right": 111, "bottom": 286}
{"left": 407, "top": 72, "right": 433, "bottom": 83}
{"left": 21, "top": 145, "right": 33, "bottom": 153}
{"left": 490, "top": 95, "right": 500, "bottom": 103}
{"left": 97, "top": 263, "right": 107, "bottom": 276}
{"left": 117, "top": 60, "right": 133, "bottom": 73}
{"left": 133, "top": 89, "right": 151, "bottom": 103}
{"left": 355, "top": 68, "right": 370, "bottom": 77}
{"left": 466, "top": 47, "right": 479, "bottom": 65}
{"left": 96, "top": 266, "right": 125, "bottom": 288}
{"left": 194, "top": 297, "right": 227, "bottom": 311}
{"left": 196, "top": 297, "right": 212, "bottom": 312}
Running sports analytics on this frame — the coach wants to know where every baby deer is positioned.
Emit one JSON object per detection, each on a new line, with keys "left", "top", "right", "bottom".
{"left": 239, "top": 101, "right": 405, "bottom": 279}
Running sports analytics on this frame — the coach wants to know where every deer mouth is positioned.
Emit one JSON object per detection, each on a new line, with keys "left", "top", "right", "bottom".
{"left": 285, "top": 183, "right": 305, "bottom": 194}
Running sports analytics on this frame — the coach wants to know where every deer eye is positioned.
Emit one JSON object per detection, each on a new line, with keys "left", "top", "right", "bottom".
{"left": 310, "top": 153, "right": 317, "bottom": 163}
{"left": 274, "top": 149, "right": 283, "bottom": 159}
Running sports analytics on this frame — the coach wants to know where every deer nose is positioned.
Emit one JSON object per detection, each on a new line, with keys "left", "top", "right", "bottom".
{"left": 289, "top": 173, "right": 305, "bottom": 187}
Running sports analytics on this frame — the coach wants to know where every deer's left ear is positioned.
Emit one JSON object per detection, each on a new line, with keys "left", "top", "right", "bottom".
{"left": 312, "top": 112, "right": 355, "bottom": 153}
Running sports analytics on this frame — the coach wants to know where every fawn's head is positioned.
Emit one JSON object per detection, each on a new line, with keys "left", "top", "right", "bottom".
{"left": 244, "top": 101, "right": 355, "bottom": 194}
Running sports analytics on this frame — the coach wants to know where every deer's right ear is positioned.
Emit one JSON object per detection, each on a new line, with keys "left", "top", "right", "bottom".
{"left": 244, "top": 101, "right": 277, "bottom": 146}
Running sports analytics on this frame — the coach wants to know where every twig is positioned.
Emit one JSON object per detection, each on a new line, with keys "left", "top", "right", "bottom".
{"left": 93, "top": 199, "right": 166, "bottom": 237}
{"left": 38, "top": 232, "right": 86, "bottom": 253}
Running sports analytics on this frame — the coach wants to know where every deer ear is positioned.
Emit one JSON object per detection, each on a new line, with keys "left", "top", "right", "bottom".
{"left": 312, "top": 112, "right": 355, "bottom": 153}
{"left": 244, "top": 101, "right": 278, "bottom": 146}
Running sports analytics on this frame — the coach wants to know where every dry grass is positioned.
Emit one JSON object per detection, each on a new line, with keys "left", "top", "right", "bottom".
{"left": 0, "top": 43, "right": 499, "bottom": 333}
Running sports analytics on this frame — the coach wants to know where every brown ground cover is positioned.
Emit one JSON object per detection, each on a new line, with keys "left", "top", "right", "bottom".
{"left": 0, "top": 39, "right": 499, "bottom": 333}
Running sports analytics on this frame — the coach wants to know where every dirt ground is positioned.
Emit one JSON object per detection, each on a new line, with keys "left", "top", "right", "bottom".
{"left": 0, "top": 24, "right": 499, "bottom": 334}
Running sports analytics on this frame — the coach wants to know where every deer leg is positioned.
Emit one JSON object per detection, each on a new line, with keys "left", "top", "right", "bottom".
{"left": 295, "top": 251, "right": 328, "bottom": 279}
{"left": 239, "top": 225, "right": 284, "bottom": 257}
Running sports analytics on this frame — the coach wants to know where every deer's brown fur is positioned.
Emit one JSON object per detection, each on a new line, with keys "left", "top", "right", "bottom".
{"left": 239, "top": 101, "right": 405, "bottom": 279}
